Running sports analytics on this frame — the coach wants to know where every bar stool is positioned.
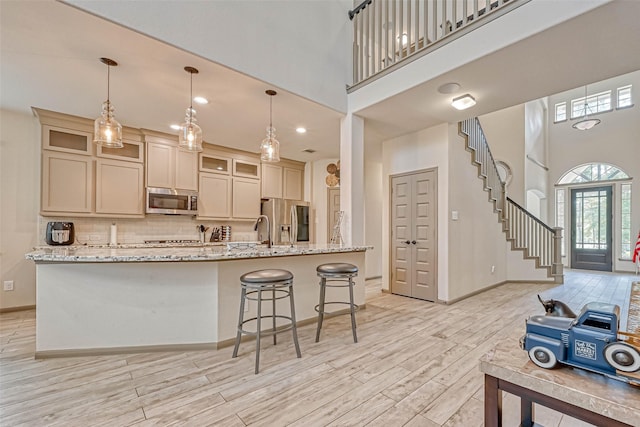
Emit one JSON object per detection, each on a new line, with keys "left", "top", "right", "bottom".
{"left": 315, "top": 263, "right": 359, "bottom": 343}
{"left": 232, "top": 269, "right": 302, "bottom": 374}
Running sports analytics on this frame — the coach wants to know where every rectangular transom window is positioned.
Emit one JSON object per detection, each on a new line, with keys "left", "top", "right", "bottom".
{"left": 617, "top": 85, "right": 632, "bottom": 108}
{"left": 555, "top": 102, "right": 567, "bottom": 122}
{"left": 571, "top": 91, "right": 612, "bottom": 119}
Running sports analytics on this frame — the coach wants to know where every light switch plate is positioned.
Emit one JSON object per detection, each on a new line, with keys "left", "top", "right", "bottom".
{"left": 451, "top": 210, "right": 459, "bottom": 221}
{"left": 3, "top": 281, "right": 14, "bottom": 291}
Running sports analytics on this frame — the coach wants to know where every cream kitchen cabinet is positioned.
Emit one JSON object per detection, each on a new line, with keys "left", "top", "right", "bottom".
{"left": 198, "top": 172, "right": 232, "bottom": 219}
{"left": 41, "top": 151, "right": 93, "bottom": 215}
{"left": 42, "top": 125, "right": 93, "bottom": 155}
{"left": 97, "top": 138, "right": 144, "bottom": 163}
{"left": 261, "top": 162, "right": 305, "bottom": 200}
{"left": 232, "top": 177, "right": 261, "bottom": 219}
{"left": 261, "top": 163, "right": 283, "bottom": 199}
{"left": 145, "top": 138, "right": 198, "bottom": 191}
{"left": 95, "top": 159, "right": 144, "bottom": 216}
{"left": 283, "top": 167, "right": 303, "bottom": 200}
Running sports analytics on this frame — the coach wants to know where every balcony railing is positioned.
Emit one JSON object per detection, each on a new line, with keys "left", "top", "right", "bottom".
{"left": 349, "top": 0, "right": 524, "bottom": 88}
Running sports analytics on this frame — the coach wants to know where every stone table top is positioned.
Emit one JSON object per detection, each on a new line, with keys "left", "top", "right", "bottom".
{"left": 479, "top": 339, "right": 640, "bottom": 425}
{"left": 25, "top": 244, "right": 371, "bottom": 263}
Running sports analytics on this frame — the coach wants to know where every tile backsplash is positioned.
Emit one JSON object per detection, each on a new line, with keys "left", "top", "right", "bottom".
{"left": 39, "top": 216, "right": 257, "bottom": 246}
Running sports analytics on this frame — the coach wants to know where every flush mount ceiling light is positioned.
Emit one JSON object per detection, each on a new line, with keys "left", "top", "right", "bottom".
{"left": 572, "top": 85, "right": 601, "bottom": 131}
{"left": 296, "top": 127, "right": 307, "bottom": 134}
{"left": 260, "top": 89, "right": 280, "bottom": 162}
{"left": 437, "top": 82, "right": 461, "bottom": 94}
{"left": 93, "top": 57, "right": 123, "bottom": 148}
{"left": 451, "top": 94, "right": 476, "bottom": 110}
{"left": 178, "top": 66, "right": 203, "bottom": 152}
{"left": 193, "top": 96, "right": 208, "bottom": 105}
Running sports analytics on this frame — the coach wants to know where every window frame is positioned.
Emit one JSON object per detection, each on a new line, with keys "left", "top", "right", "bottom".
{"left": 617, "top": 85, "right": 633, "bottom": 110}
{"left": 554, "top": 102, "right": 567, "bottom": 123}
{"left": 570, "top": 90, "right": 612, "bottom": 119}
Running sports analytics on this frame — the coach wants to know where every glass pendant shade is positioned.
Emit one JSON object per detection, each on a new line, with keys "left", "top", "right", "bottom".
{"left": 179, "top": 107, "right": 203, "bottom": 151}
{"left": 260, "top": 126, "right": 280, "bottom": 162}
{"left": 94, "top": 101, "right": 123, "bottom": 147}
{"left": 260, "top": 90, "right": 280, "bottom": 162}
{"left": 93, "top": 57, "right": 123, "bottom": 148}
{"left": 178, "top": 66, "right": 203, "bottom": 152}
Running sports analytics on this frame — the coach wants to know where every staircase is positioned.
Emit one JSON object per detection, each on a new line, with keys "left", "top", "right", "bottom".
{"left": 459, "top": 117, "right": 564, "bottom": 284}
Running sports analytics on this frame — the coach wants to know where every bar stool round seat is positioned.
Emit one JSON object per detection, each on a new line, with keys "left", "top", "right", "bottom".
{"left": 232, "top": 269, "right": 301, "bottom": 374}
{"left": 315, "top": 262, "right": 359, "bottom": 343}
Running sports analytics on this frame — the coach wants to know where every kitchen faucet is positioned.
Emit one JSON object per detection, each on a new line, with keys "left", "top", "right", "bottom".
{"left": 254, "top": 215, "right": 271, "bottom": 248}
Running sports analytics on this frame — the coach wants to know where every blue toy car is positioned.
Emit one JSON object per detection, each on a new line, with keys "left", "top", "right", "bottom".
{"left": 520, "top": 301, "right": 640, "bottom": 386}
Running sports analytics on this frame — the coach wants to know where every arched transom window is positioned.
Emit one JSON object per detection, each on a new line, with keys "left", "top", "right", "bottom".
{"left": 558, "top": 163, "right": 629, "bottom": 184}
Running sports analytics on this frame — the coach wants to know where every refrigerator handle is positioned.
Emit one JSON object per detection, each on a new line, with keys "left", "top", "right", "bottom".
{"left": 290, "top": 205, "right": 297, "bottom": 245}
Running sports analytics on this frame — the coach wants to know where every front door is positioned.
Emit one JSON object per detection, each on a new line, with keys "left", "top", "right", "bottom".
{"left": 571, "top": 186, "right": 612, "bottom": 271}
{"left": 390, "top": 169, "right": 437, "bottom": 301}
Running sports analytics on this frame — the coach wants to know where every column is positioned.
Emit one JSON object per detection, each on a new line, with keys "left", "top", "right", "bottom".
{"left": 339, "top": 113, "right": 365, "bottom": 246}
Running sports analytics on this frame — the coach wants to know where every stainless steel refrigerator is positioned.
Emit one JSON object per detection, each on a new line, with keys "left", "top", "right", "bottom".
{"left": 259, "top": 199, "right": 310, "bottom": 245}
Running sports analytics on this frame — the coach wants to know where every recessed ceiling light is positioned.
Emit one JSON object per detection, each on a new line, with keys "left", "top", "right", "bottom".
{"left": 193, "top": 96, "right": 208, "bottom": 105}
{"left": 437, "top": 82, "right": 461, "bottom": 94}
{"left": 451, "top": 94, "right": 476, "bottom": 110}
{"left": 296, "top": 127, "right": 307, "bottom": 134}
{"left": 170, "top": 124, "right": 181, "bottom": 130}
{"left": 302, "top": 148, "right": 316, "bottom": 153}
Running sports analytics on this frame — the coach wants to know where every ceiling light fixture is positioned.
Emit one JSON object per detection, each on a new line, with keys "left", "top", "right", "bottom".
{"left": 451, "top": 94, "right": 476, "bottom": 110}
{"left": 260, "top": 90, "right": 280, "bottom": 162}
{"left": 193, "top": 96, "right": 208, "bottom": 105}
{"left": 572, "top": 85, "right": 601, "bottom": 131}
{"left": 296, "top": 127, "right": 307, "bottom": 134}
{"left": 178, "top": 66, "right": 203, "bottom": 152}
{"left": 93, "top": 57, "right": 123, "bottom": 148}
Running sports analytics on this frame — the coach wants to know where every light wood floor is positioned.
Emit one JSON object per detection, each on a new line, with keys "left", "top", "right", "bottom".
{"left": 1, "top": 270, "right": 637, "bottom": 426}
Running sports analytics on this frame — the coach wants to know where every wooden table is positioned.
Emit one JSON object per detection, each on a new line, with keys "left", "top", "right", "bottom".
{"left": 480, "top": 340, "right": 640, "bottom": 427}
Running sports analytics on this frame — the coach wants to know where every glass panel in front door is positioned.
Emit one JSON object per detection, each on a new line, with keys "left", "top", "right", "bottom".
{"left": 571, "top": 186, "right": 612, "bottom": 271}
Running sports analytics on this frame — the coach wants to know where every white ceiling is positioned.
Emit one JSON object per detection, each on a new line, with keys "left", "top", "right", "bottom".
{"left": 2, "top": 1, "right": 640, "bottom": 161}
{"left": 0, "top": 0, "right": 344, "bottom": 162}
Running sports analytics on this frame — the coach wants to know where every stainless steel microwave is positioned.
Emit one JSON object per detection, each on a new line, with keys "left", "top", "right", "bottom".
{"left": 146, "top": 187, "right": 198, "bottom": 215}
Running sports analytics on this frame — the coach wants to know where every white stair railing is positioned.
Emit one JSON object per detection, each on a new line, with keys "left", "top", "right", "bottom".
{"left": 349, "top": 0, "right": 525, "bottom": 88}
{"left": 459, "top": 117, "right": 563, "bottom": 283}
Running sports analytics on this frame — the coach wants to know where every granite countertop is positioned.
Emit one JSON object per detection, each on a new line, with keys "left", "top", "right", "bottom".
{"left": 479, "top": 339, "right": 640, "bottom": 425}
{"left": 25, "top": 244, "right": 371, "bottom": 263}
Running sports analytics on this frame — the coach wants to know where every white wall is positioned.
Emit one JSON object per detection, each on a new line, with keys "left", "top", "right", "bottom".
{"left": 381, "top": 124, "right": 449, "bottom": 300}
{"left": 364, "top": 139, "right": 383, "bottom": 279}
{"left": 548, "top": 71, "right": 640, "bottom": 272}
{"left": 67, "top": 0, "right": 352, "bottom": 113}
{"left": 0, "top": 110, "right": 39, "bottom": 309}
{"left": 478, "top": 105, "right": 526, "bottom": 205}
{"left": 447, "top": 126, "right": 508, "bottom": 301}
{"left": 524, "top": 99, "right": 550, "bottom": 223}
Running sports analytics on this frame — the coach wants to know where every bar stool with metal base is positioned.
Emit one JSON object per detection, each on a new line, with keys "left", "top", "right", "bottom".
{"left": 315, "top": 263, "right": 359, "bottom": 343}
{"left": 232, "top": 269, "right": 302, "bottom": 374}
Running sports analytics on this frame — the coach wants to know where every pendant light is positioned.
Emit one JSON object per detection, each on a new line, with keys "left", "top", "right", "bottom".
{"left": 260, "top": 89, "right": 280, "bottom": 162}
{"left": 93, "top": 57, "right": 123, "bottom": 148}
{"left": 178, "top": 66, "right": 203, "bottom": 152}
{"left": 573, "top": 84, "right": 601, "bottom": 131}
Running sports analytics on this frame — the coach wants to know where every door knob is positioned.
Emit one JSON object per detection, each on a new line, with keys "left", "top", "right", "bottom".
{"left": 404, "top": 240, "right": 411, "bottom": 244}
{"left": 411, "top": 240, "right": 417, "bottom": 245}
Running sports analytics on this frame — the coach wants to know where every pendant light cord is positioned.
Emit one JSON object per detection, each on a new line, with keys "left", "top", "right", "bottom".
{"left": 269, "top": 95, "right": 273, "bottom": 128}
{"left": 188, "top": 72, "right": 193, "bottom": 125}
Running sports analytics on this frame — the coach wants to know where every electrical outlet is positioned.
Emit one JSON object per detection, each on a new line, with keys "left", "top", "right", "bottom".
{"left": 3, "top": 281, "right": 14, "bottom": 291}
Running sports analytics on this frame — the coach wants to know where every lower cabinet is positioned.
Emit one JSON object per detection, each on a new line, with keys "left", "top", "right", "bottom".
{"left": 41, "top": 151, "right": 93, "bottom": 215}
{"left": 95, "top": 159, "right": 144, "bottom": 216}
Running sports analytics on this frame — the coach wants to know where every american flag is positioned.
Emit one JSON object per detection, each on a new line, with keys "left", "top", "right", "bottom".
{"left": 634, "top": 230, "right": 640, "bottom": 264}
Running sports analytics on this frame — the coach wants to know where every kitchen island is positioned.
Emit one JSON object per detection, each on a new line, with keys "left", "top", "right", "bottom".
{"left": 26, "top": 244, "right": 369, "bottom": 357}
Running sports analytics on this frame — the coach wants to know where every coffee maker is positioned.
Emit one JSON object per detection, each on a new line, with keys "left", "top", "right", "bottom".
{"left": 45, "top": 222, "right": 75, "bottom": 245}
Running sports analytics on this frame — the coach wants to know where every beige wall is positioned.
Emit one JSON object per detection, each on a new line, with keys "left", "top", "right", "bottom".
{"left": 381, "top": 124, "right": 450, "bottom": 300}
{"left": 1, "top": 110, "right": 39, "bottom": 309}
{"left": 478, "top": 104, "right": 526, "bottom": 206}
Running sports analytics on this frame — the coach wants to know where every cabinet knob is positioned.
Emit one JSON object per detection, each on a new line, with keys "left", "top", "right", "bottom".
{"left": 404, "top": 240, "right": 411, "bottom": 244}
{"left": 411, "top": 240, "right": 417, "bottom": 245}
